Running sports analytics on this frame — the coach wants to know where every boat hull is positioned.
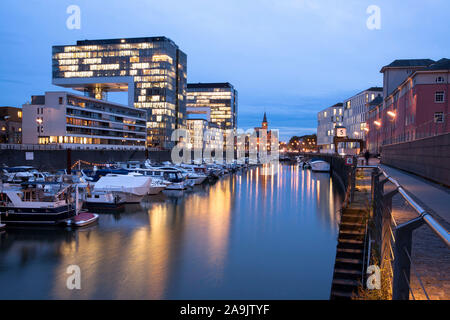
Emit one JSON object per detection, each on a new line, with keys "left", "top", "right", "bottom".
{"left": 0, "top": 205, "right": 76, "bottom": 225}
{"left": 310, "top": 161, "right": 331, "bottom": 172}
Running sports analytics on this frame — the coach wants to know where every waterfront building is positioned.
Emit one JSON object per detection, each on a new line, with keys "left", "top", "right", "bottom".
{"left": 254, "top": 112, "right": 272, "bottom": 152}
{"left": 186, "top": 83, "right": 238, "bottom": 131}
{"left": 22, "top": 91, "right": 147, "bottom": 150}
{"left": 52, "top": 37, "right": 187, "bottom": 150}
{"left": 186, "top": 118, "right": 208, "bottom": 150}
{"left": 342, "top": 87, "right": 383, "bottom": 153}
{"left": 300, "top": 134, "right": 317, "bottom": 153}
{"left": 317, "top": 103, "right": 344, "bottom": 153}
{"left": 365, "top": 96, "right": 383, "bottom": 154}
{"left": 366, "top": 58, "right": 449, "bottom": 152}
{"left": 0, "top": 106, "right": 22, "bottom": 144}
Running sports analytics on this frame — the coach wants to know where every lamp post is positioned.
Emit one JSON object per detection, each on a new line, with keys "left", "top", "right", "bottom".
{"left": 36, "top": 117, "right": 43, "bottom": 145}
{"left": 4, "top": 115, "right": 10, "bottom": 143}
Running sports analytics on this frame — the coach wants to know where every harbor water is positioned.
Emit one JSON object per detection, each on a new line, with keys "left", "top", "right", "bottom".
{"left": 0, "top": 164, "right": 343, "bottom": 299}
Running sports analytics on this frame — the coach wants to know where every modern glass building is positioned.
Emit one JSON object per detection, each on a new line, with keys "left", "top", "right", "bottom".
{"left": 52, "top": 37, "right": 187, "bottom": 150}
{"left": 186, "top": 83, "right": 238, "bottom": 131}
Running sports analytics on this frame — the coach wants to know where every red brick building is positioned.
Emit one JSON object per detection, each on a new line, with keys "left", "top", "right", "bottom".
{"left": 367, "top": 59, "right": 449, "bottom": 154}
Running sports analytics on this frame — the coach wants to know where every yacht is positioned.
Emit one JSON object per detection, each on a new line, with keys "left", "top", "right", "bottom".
{"left": 85, "top": 189, "right": 125, "bottom": 210}
{"left": 126, "top": 172, "right": 166, "bottom": 195}
{"left": 93, "top": 174, "right": 152, "bottom": 203}
{"left": 160, "top": 165, "right": 207, "bottom": 185}
{"left": 0, "top": 182, "right": 76, "bottom": 225}
{"left": 310, "top": 160, "right": 331, "bottom": 172}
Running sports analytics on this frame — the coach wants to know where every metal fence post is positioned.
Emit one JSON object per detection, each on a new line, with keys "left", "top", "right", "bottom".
{"left": 380, "top": 189, "right": 398, "bottom": 270}
{"left": 392, "top": 217, "right": 424, "bottom": 300}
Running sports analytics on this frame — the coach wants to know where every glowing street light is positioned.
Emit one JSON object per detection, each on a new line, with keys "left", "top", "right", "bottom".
{"left": 374, "top": 120, "right": 381, "bottom": 127}
{"left": 387, "top": 111, "right": 396, "bottom": 118}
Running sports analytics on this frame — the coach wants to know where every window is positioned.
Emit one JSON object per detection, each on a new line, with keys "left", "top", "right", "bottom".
{"left": 59, "top": 97, "right": 63, "bottom": 104}
{"left": 434, "top": 112, "right": 444, "bottom": 123}
{"left": 436, "top": 76, "right": 445, "bottom": 83}
{"left": 435, "top": 91, "right": 445, "bottom": 103}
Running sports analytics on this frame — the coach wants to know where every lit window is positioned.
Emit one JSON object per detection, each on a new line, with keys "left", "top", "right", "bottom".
{"left": 435, "top": 91, "right": 445, "bottom": 103}
{"left": 434, "top": 112, "right": 444, "bottom": 123}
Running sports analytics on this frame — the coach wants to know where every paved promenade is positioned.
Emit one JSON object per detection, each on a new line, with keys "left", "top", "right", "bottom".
{"left": 371, "top": 161, "right": 450, "bottom": 300}
{"left": 380, "top": 164, "right": 450, "bottom": 227}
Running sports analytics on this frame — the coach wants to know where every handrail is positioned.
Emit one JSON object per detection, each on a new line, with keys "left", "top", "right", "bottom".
{"left": 357, "top": 164, "right": 450, "bottom": 248}
{"left": 380, "top": 170, "right": 450, "bottom": 248}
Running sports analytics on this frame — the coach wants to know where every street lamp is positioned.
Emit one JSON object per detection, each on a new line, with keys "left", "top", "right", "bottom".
{"left": 36, "top": 118, "right": 43, "bottom": 144}
{"left": 387, "top": 111, "right": 396, "bottom": 119}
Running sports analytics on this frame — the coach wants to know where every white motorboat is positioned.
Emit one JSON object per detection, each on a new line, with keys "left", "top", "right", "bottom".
{"left": 310, "top": 160, "right": 331, "bottom": 172}
{"left": 0, "top": 182, "right": 76, "bottom": 225}
{"left": 174, "top": 165, "right": 207, "bottom": 185}
{"left": 93, "top": 174, "right": 152, "bottom": 203}
{"left": 85, "top": 189, "right": 125, "bottom": 210}
{"left": 126, "top": 172, "right": 166, "bottom": 195}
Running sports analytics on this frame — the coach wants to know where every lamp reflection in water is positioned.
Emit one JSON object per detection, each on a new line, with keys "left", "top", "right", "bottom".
{"left": 1, "top": 163, "right": 343, "bottom": 299}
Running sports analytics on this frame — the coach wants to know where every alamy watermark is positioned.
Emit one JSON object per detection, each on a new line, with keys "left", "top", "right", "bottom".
{"left": 366, "top": 264, "right": 381, "bottom": 290}
{"left": 66, "top": 264, "right": 81, "bottom": 290}
{"left": 66, "top": 5, "right": 81, "bottom": 30}
{"left": 366, "top": 5, "right": 381, "bottom": 30}
{"left": 170, "top": 128, "right": 280, "bottom": 174}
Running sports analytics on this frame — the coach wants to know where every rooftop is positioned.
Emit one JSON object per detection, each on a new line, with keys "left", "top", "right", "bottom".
{"left": 187, "top": 83, "right": 234, "bottom": 89}
{"left": 380, "top": 59, "right": 435, "bottom": 72}
{"left": 74, "top": 36, "right": 177, "bottom": 47}
{"left": 424, "top": 58, "right": 450, "bottom": 71}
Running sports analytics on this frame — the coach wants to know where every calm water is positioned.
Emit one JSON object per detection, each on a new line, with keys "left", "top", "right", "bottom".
{"left": 0, "top": 164, "right": 342, "bottom": 299}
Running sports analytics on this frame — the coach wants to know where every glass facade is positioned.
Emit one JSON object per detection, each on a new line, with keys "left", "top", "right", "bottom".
{"left": 52, "top": 37, "right": 187, "bottom": 150}
{"left": 186, "top": 83, "right": 237, "bottom": 131}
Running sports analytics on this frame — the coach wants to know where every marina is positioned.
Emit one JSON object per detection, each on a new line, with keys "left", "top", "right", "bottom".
{"left": 0, "top": 162, "right": 343, "bottom": 299}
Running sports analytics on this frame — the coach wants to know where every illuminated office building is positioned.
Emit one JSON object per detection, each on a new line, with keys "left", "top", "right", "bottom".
{"left": 52, "top": 37, "right": 187, "bottom": 150}
{"left": 186, "top": 83, "right": 238, "bottom": 131}
{"left": 317, "top": 103, "right": 344, "bottom": 153}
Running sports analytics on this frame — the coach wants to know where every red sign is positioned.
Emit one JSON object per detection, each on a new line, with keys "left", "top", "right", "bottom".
{"left": 345, "top": 156, "right": 354, "bottom": 166}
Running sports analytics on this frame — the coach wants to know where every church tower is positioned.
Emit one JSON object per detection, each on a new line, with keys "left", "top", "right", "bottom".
{"left": 262, "top": 112, "right": 268, "bottom": 130}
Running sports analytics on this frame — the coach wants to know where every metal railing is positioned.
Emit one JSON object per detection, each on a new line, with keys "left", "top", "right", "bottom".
{"left": 364, "top": 165, "right": 450, "bottom": 300}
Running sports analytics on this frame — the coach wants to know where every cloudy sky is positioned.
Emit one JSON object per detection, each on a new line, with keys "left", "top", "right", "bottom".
{"left": 1, "top": 0, "right": 449, "bottom": 141}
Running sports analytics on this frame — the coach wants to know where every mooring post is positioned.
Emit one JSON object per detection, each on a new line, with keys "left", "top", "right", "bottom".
{"left": 67, "top": 148, "right": 72, "bottom": 175}
{"left": 392, "top": 217, "right": 424, "bottom": 300}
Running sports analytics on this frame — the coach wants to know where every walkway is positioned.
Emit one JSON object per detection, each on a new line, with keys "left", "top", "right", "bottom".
{"left": 380, "top": 164, "right": 450, "bottom": 227}
{"left": 365, "top": 160, "right": 450, "bottom": 300}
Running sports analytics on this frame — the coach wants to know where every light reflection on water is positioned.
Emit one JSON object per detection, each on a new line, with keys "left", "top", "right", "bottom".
{"left": 0, "top": 164, "right": 342, "bottom": 299}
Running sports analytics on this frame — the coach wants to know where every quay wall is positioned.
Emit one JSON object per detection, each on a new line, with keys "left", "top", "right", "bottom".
{"left": 381, "top": 133, "right": 450, "bottom": 187}
{"left": 0, "top": 149, "right": 171, "bottom": 171}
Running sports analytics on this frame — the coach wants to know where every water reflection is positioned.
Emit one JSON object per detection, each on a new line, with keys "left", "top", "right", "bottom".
{"left": 0, "top": 164, "right": 342, "bottom": 299}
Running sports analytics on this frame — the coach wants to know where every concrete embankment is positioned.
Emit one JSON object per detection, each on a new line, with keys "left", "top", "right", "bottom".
{"left": 0, "top": 149, "right": 171, "bottom": 170}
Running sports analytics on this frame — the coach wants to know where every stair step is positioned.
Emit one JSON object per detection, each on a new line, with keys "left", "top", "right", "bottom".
{"left": 338, "top": 238, "right": 364, "bottom": 245}
{"left": 330, "top": 290, "right": 354, "bottom": 299}
{"left": 340, "top": 229, "right": 365, "bottom": 235}
{"left": 337, "top": 248, "right": 363, "bottom": 254}
{"left": 336, "top": 258, "right": 363, "bottom": 265}
{"left": 334, "top": 268, "right": 362, "bottom": 275}
{"left": 333, "top": 278, "right": 360, "bottom": 286}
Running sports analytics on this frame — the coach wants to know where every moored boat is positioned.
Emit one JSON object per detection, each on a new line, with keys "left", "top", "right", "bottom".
{"left": 310, "top": 160, "right": 331, "bottom": 172}
{"left": 0, "top": 182, "right": 76, "bottom": 225}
